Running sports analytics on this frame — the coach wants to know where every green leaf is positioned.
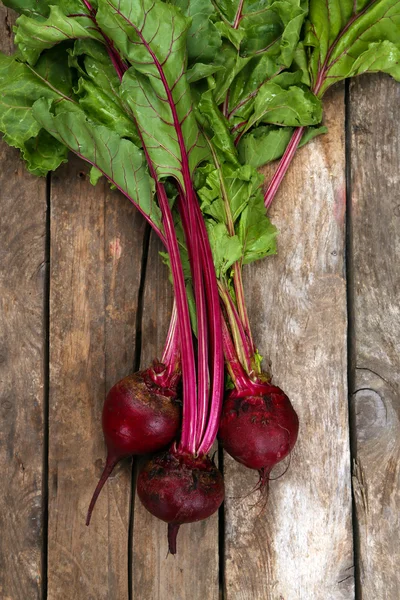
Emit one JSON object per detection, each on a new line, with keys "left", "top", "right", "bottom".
{"left": 292, "top": 41, "right": 311, "bottom": 85}
{"left": 198, "top": 160, "right": 278, "bottom": 267}
{"left": 1, "top": 0, "right": 50, "bottom": 18}
{"left": 305, "top": 0, "right": 400, "bottom": 96}
{"left": 347, "top": 39, "right": 400, "bottom": 80}
{"left": 225, "top": 54, "right": 285, "bottom": 127}
{"left": 68, "top": 39, "right": 121, "bottom": 98}
{"left": 215, "top": 21, "right": 244, "bottom": 50}
{"left": 212, "top": 0, "right": 306, "bottom": 61}
{"left": 246, "top": 75, "right": 323, "bottom": 130}
{"left": 238, "top": 0, "right": 306, "bottom": 61}
{"left": 208, "top": 1, "right": 308, "bottom": 124}
{"left": 0, "top": 48, "right": 73, "bottom": 173}
{"left": 14, "top": 4, "right": 101, "bottom": 64}
{"left": 170, "top": 0, "right": 222, "bottom": 62}
{"left": 186, "top": 62, "right": 225, "bottom": 83}
{"left": 238, "top": 191, "right": 278, "bottom": 264}
{"left": 32, "top": 98, "right": 162, "bottom": 231}
{"left": 271, "top": 0, "right": 308, "bottom": 67}
{"left": 21, "top": 129, "right": 68, "bottom": 175}
{"left": 238, "top": 123, "right": 328, "bottom": 167}
{"left": 74, "top": 76, "right": 139, "bottom": 142}
{"left": 206, "top": 221, "right": 243, "bottom": 277}
{"left": 238, "top": 125, "right": 294, "bottom": 166}
{"left": 97, "top": 0, "right": 209, "bottom": 187}
{"left": 89, "top": 166, "right": 103, "bottom": 185}
{"left": 300, "top": 124, "right": 328, "bottom": 146}
{"left": 197, "top": 89, "right": 240, "bottom": 166}
{"left": 195, "top": 157, "right": 278, "bottom": 270}
{"left": 67, "top": 40, "right": 141, "bottom": 144}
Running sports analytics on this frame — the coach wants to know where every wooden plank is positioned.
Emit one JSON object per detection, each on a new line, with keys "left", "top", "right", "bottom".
{"left": 131, "top": 231, "right": 220, "bottom": 600}
{"left": 0, "top": 8, "right": 46, "bottom": 600}
{"left": 349, "top": 74, "right": 400, "bottom": 600}
{"left": 223, "top": 87, "right": 355, "bottom": 599}
{"left": 47, "top": 157, "right": 145, "bottom": 599}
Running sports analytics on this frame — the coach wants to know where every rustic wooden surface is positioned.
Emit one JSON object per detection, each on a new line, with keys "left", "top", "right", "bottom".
{"left": 223, "top": 86, "right": 354, "bottom": 600}
{"left": 0, "top": 9, "right": 46, "bottom": 600}
{"left": 47, "top": 157, "right": 144, "bottom": 599}
{"left": 350, "top": 74, "right": 400, "bottom": 600}
{"left": 0, "top": 24, "right": 399, "bottom": 596}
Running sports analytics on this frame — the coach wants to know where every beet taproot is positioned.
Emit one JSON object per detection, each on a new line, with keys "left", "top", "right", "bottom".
{"left": 219, "top": 383, "right": 299, "bottom": 488}
{"left": 86, "top": 368, "right": 181, "bottom": 525}
{"left": 137, "top": 449, "right": 224, "bottom": 554}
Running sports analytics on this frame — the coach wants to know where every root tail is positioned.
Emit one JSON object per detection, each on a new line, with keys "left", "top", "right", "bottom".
{"left": 86, "top": 455, "right": 119, "bottom": 526}
{"left": 249, "top": 468, "right": 271, "bottom": 516}
{"left": 167, "top": 523, "right": 180, "bottom": 555}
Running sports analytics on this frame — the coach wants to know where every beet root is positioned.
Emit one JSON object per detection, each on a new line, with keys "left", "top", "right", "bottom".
{"left": 137, "top": 449, "right": 225, "bottom": 554}
{"left": 86, "top": 368, "right": 181, "bottom": 525}
{"left": 218, "top": 383, "right": 299, "bottom": 490}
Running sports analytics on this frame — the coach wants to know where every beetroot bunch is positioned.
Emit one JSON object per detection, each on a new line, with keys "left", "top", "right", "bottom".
{"left": 1, "top": 0, "right": 397, "bottom": 557}
{"left": 73, "top": 0, "right": 299, "bottom": 552}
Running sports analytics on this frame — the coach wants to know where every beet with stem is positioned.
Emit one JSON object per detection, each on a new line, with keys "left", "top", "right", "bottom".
{"left": 219, "top": 382, "right": 299, "bottom": 490}
{"left": 86, "top": 364, "right": 181, "bottom": 525}
{"left": 137, "top": 449, "right": 225, "bottom": 555}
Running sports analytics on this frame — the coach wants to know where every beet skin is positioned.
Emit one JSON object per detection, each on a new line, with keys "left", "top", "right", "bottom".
{"left": 218, "top": 383, "right": 299, "bottom": 482}
{"left": 137, "top": 449, "right": 225, "bottom": 554}
{"left": 86, "top": 369, "right": 181, "bottom": 525}
{"left": 102, "top": 369, "right": 180, "bottom": 458}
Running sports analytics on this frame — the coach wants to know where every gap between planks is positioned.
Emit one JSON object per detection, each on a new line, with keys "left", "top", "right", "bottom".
{"left": 344, "top": 78, "right": 360, "bottom": 600}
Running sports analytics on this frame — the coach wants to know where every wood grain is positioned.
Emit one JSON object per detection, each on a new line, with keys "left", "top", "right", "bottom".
{"left": 131, "top": 231, "right": 220, "bottom": 600}
{"left": 47, "top": 157, "right": 144, "bottom": 599}
{"left": 223, "top": 87, "right": 355, "bottom": 599}
{"left": 0, "top": 8, "right": 46, "bottom": 600}
{"left": 349, "top": 74, "right": 400, "bottom": 600}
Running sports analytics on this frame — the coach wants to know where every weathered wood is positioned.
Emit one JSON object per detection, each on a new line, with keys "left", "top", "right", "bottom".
{"left": 349, "top": 74, "right": 400, "bottom": 600}
{"left": 0, "top": 8, "right": 46, "bottom": 600}
{"left": 131, "top": 231, "right": 220, "bottom": 600}
{"left": 223, "top": 87, "right": 354, "bottom": 599}
{"left": 47, "top": 157, "right": 144, "bottom": 599}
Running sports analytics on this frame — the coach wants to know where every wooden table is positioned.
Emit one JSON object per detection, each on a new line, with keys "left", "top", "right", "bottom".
{"left": 1, "top": 8, "right": 399, "bottom": 600}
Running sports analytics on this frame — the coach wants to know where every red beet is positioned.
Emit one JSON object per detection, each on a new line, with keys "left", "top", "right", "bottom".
{"left": 219, "top": 383, "right": 299, "bottom": 488}
{"left": 137, "top": 449, "right": 225, "bottom": 554}
{"left": 86, "top": 367, "right": 181, "bottom": 525}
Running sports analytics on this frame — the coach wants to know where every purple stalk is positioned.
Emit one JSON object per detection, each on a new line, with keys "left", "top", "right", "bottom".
{"left": 119, "top": 16, "right": 223, "bottom": 453}
{"left": 233, "top": 264, "right": 256, "bottom": 356}
{"left": 157, "top": 184, "right": 198, "bottom": 454}
{"left": 233, "top": 0, "right": 244, "bottom": 28}
{"left": 220, "top": 317, "right": 249, "bottom": 393}
{"left": 161, "top": 302, "right": 178, "bottom": 368}
{"left": 263, "top": 3, "right": 378, "bottom": 211}
{"left": 130, "top": 121, "right": 199, "bottom": 452}
{"left": 106, "top": 46, "right": 125, "bottom": 80}
{"left": 81, "top": 0, "right": 93, "bottom": 11}
{"left": 204, "top": 135, "right": 258, "bottom": 374}
{"left": 218, "top": 281, "right": 256, "bottom": 378}
{"left": 82, "top": 4, "right": 221, "bottom": 452}
{"left": 263, "top": 126, "right": 304, "bottom": 210}
{"left": 221, "top": 317, "right": 273, "bottom": 398}
{"left": 149, "top": 303, "right": 180, "bottom": 391}
{"left": 178, "top": 200, "right": 209, "bottom": 449}
{"left": 195, "top": 203, "right": 224, "bottom": 456}
{"left": 95, "top": 21, "right": 188, "bottom": 414}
